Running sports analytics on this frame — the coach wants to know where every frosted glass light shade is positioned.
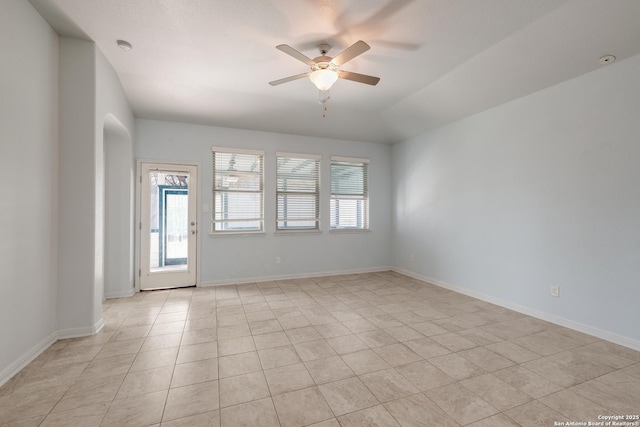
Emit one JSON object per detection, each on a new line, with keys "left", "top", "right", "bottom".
{"left": 310, "top": 69, "right": 338, "bottom": 91}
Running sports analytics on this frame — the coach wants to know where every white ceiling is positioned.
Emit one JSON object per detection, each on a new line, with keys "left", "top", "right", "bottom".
{"left": 30, "top": 0, "right": 640, "bottom": 144}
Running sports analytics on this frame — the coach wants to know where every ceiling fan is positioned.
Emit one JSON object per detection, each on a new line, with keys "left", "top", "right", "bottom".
{"left": 269, "top": 40, "right": 380, "bottom": 93}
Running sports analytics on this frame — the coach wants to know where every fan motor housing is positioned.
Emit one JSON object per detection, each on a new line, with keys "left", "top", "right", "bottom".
{"left": 312, "top": 59, "right": 336, "bottom": 72}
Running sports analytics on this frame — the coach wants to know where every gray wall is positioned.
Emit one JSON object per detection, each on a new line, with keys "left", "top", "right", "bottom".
{"left": 0, "top": 0, "right": 59, "bottom": 382}
{"left": 57, "top": 38, "right": 97, "bottom": 336}
{"left": 57, "top": 37, "right": 135, "bottom": 335}
{"left": 135, "top": 119, "right": 393, "bottom": 284}
{"left": 96, "top": 48, "right": 136, "bottom": 301}
{"left": 392, "top": 53, "right": 640, "bottom": 348}
{"left": 0, "top": 12, "right": 135, "bottom": 382}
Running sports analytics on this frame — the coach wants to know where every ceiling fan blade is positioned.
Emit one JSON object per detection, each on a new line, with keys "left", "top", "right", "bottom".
{"left": 338, "top": 70, "right": 380, "bottom": 86}
{"left": 331, "top": 40, "right": 370, "bottom": 66}
{"left": 276, "top": 44, "right": 316, "bottom": 66}
{"left": 269, "top": 73, "right": 310, "bottom": 86}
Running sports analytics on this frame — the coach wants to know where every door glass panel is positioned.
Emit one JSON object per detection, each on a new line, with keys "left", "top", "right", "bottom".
{"left": 149, "top": 171, "right": 189, "bottom": 272}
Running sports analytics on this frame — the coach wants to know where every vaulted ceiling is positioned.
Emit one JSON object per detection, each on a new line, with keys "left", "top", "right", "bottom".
{"left": 31, "top": 0, "right": 640, "bottom": 143}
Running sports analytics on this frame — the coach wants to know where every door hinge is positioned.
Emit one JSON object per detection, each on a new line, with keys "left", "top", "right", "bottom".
{"left": 139, "top": 222, "right": 142, "bottom": 230}
{"left": 138, "top": 268, "right": 141, "bottom": 277}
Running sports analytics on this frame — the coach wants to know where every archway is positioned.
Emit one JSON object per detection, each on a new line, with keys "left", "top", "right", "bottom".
{"left": 102, "top": 114, "right": 134, "bottom": 299}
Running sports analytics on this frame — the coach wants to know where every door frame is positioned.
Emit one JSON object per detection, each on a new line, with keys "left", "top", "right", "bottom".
{"left": 135, "top": 159, "right": 201, "bottom": 292}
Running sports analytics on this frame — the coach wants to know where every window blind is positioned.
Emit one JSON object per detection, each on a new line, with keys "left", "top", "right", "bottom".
{"left": 276, "top": 153, "right": 320, "bottom": 230}
{"left": 330, "top": 156, "right": 369, "bottom": 230}
{"left": 212, "top": 148, "right": 264, "bottom": 232}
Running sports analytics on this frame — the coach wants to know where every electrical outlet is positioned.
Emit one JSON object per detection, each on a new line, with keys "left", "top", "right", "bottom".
{"left": 276, "top": 256, "right": 281, "bottom": 264}
{"left": 550, "top": 285, "right": 560, "bottom": 298}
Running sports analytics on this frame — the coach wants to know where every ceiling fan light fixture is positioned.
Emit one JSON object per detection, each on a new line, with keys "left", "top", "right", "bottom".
{"left": 310, "top": 69, "right": 338, "bottom": 91}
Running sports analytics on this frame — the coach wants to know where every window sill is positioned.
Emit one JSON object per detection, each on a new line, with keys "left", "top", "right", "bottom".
{"left": 329, "top": 228, "right": 371, "bottom": 234}
{"left": 275, "top": 229, "right": 322, "bottom": 235}
{"left": 209, "top": 231, "right": 266, "bottom": 237}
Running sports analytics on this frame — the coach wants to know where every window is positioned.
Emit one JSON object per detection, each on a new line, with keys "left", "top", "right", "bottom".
{"left": 330, "top": 156, "right": 369, "bottom": 230}
{"left": 212, "top": 147, "right": 264, "bottom": 233}
{"left": 276, "top": 153, "right": 320, "bottom": 230}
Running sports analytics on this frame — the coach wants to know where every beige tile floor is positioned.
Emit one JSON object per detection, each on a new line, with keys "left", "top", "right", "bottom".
{"left": 1, "top": 271, "right": 639, "bottom": 426}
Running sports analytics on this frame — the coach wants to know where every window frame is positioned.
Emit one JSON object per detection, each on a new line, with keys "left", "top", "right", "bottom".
{"left": 211, "top": 147, "right": 265, "bottom": 235}
{"left": 330, "top": 156, "right": 370, "bottom": 231}
{"left": 275, "top": 152, "right": 321, "bottom": 232}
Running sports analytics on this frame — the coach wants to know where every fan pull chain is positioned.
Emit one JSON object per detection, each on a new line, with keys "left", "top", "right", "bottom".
{"left": 318, "top": 89, "right": 330, "bottom": 118}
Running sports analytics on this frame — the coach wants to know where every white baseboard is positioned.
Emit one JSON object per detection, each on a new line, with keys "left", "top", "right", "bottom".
{"left": 104, "top": 288, "right": 135, "bottom": 299}
{"left": 0, "top": 331, "right": 57, "bottom": 388}
{"left": 393, "top": 267, "right": 640, "bottom": 352}
{"left": 1, "top": 318, "right": 105, "bottom": 387}
{"left": 199, "top": 266, "right": 393, "bottom": 287}
{"left": 94, "top": 318, "right": 105, "bottom": 334}
{"left": 57, "top": 318, "right": 104, "bottom": 339}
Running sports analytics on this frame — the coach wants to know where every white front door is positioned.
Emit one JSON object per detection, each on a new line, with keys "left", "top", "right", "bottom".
{"left": 140, "top": 162, "right": 197, "bottom": 290}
